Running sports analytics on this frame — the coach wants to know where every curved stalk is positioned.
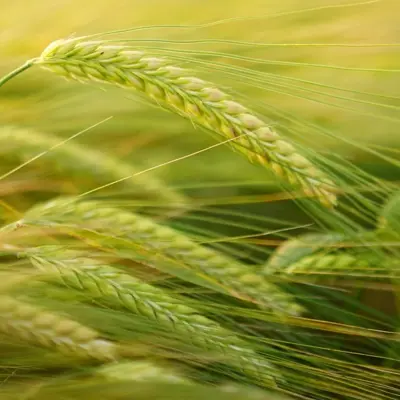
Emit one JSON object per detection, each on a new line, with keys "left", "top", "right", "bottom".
{"left": 0, "top": 59, "right": 35, "bottom": 88}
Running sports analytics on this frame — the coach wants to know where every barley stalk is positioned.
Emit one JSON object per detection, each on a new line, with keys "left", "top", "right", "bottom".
{"left": 23, "top": 197, "right": 303, "bottom": 316}
{"left": 0, "top": 295, "right": 118, "bottom": 361}
{"left": 0, "top": 60, "right": 35, "bottom": 88}
{"left": 0, "top": 126, "right": 187, "bottom": 208}
{"left": 27, "top": 248, "right": 281, "bottom": 388}
{"left": 31, "top": 38, "right": 337, "bottom": 207}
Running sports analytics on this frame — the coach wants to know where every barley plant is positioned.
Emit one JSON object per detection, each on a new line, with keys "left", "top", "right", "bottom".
{"left": 0, "top": 1, "right": 399, "bottom": 399}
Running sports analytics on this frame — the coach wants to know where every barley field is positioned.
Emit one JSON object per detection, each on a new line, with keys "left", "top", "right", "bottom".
{"left": 0, "top": 1, "right": 399, "bottom": 399}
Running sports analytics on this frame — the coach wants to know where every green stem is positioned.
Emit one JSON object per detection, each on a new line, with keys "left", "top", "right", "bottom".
{"left": 0, "top": 59, "right": 35, "bottom": 89}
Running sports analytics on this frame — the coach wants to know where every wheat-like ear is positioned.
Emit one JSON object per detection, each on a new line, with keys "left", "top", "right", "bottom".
{"left": 282, "top": 253, "right": 370, "bottom": 275}
{"left": 94, "top": 360, "right": 189, "bottom": 384}
{"left": 0, "top": 295, "right": 118, "bottom": 361}
{"left": 32, "top": 38, "right": 337, "bottom": 207}
{"left": 23, "top": 197, "right": 303, "bottom": 316}
{"left": 96, "top": 361, "right": 286, "bottom": 399}
{"left": 264, "top": 230, "right": 396, "bottom": 278}
{"left": 273, "top": 251, "right": 398, "bottom": 280}
{"left": 264, "top": 232, "right": 346, "bottom": 275}
{"left": 0, "top": 126, "right": 187, "bottom": 208}
{"left": 27, "top": 248, "right": 281, "bottom": 388}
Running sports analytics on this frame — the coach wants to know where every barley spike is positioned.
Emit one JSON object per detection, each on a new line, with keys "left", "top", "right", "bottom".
{"left": 34, "top": 38, "right": 337, "bottom": 207}
{"left": 0, "top": 295, "right": 118, "bottom": 361}
{"left": 24, "top": 197, "right": 303, "bottom": 316}
{"left": 94, "top": 360, "right": 189, "bottom": 384}
{"left": 284, "top": 253, "right": 367, "bottom": 275}
{"left": 264, "top": 232, "right": 346, "bottom": 275}
{"left": 28, "top": 248, "right": 281, "bottom": 388}
{"left": 281, "top": 252, "right": 395, "bottom": 277}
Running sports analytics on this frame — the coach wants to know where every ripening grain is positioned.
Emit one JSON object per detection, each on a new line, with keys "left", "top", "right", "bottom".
{"left": 23, "top": 197, "right": 303, "bottom": 316}
{"left": 264, "top": 232, "right": 346, "bottom": 275}
{"left": 95, "top": 360, "right": 189, "bottom": 384}
{"left": 283, "top": 253, "right": 368, "bottom": 275}
{"left": 0, "top": 295, "right": 118, "bottom": 361}
{"left": 29, "top": 248, "right": 281, "bottom": 387}
{"left": 33, "top": 38, "right": 337, "bottom": 207}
